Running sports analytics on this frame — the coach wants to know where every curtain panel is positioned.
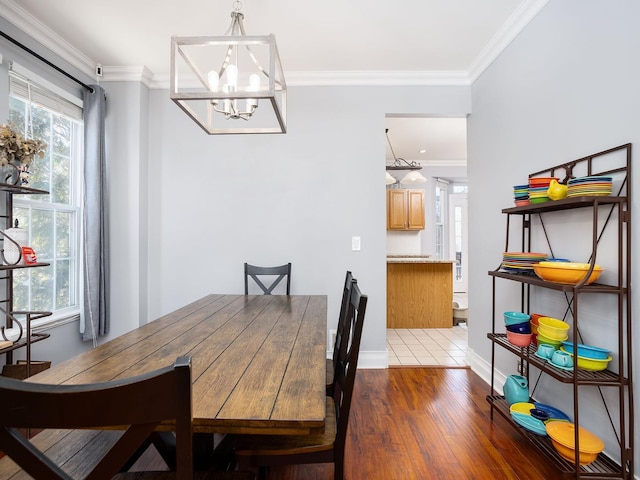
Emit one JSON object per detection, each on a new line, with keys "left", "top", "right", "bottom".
{"left": 81, "top": 85, "right": 109, "bottom": 345}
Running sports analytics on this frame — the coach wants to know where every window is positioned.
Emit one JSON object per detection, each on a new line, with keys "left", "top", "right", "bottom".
{"left": 8, "top": 70, "right": 83, "bottom": 324}
{"left": 434, "top": 179, "right": 449, "bottom": 259}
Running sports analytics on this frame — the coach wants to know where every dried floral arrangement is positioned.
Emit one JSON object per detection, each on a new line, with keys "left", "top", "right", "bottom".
{"left": 0, "top": 124, "right": 47, "bottom": 167}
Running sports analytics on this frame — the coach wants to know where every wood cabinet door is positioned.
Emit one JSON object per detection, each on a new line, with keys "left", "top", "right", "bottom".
{"left": 387, "top": 190, "right": 407, "bottom": 230}
{"left": 407, "top": 189, "right": 425, "bottom": 230}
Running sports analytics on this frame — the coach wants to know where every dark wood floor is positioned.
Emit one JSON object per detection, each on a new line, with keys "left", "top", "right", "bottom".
{"left": 3, "top": 367, "right": 560, "bottom": 479}
{"left": 135, "top": 367, "right": 560, "bottom": 480}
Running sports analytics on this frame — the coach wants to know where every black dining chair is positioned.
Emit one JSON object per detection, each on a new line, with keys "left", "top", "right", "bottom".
{"left": 232, "top": 282, "right": 368, "bottom": 480}
{"left": 244, "top": 263, "right": 291, "bottom": 295}
{"left": 0, "top": 356, "right": 254, "bottom": 480}
{"left": 326, "top": 271, "right": 356, "bottom": 396}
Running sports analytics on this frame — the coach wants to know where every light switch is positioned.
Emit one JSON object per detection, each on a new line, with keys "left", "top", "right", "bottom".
{"left": 352, "top": 236, "right": 361, "bottom": 251}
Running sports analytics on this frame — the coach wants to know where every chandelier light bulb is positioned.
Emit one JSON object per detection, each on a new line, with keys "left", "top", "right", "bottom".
{"left": 246, "top": 74, "right": 261, "bottom": 111}
{"left": 226, "top": 64, "right": 238, "bottom": 89}
{"left": 249, "top": 73, "right": 261, "bottom": 91}
{"left": 207, "top": 71, "right": 220, "bottom": 91}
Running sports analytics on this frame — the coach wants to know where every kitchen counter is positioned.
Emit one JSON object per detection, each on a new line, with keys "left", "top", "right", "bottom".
{"left": 387, "top": 258, "right": 454, "bottom": 328}
{"left": 387, "top": 256, "right": 455, "bottom": 264}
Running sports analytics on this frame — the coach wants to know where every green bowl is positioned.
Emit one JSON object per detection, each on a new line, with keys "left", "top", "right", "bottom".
{"left": 537, "top": 332, "right": 566, "bottom": 347}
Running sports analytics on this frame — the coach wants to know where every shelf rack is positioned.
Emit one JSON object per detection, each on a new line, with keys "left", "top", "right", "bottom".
{"left": 0, "top": 181, "right": 52, "bottom": 378}
{"left": 486, "top": 144, "right": 633, "bottom": 479}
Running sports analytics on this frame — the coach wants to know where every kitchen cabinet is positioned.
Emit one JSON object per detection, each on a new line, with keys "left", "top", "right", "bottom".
{"left": 486, "top": 144, "right": 633, "bottom": 479}
{"left": 0, "top": 182, "right": 52, "bottom": 379}
{"left": 387, "top": 188, "right": 424, "bottom": 230}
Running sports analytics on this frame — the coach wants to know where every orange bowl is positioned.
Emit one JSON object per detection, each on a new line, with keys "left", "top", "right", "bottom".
{"left": 533, "top": 262, "right": 603, "bottom": 285}
{"left": 546, "top": 421, "right": 604, "bottom": 466}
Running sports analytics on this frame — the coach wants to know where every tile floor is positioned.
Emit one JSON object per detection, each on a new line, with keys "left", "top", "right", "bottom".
{"left": 387, "top": 324, "right": 469, "bottom": 367}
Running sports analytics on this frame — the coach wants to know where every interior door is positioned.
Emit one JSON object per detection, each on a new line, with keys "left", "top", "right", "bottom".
{"left": 449, "top": 193, "right": 468, "bottom": 292}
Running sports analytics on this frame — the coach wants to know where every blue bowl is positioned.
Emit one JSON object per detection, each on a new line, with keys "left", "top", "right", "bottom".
{"left": 561, "top": 341, "right": 610, "bottom": 360}
{"left": 507, "top": 322, "right": 531, "bottom": 334}
{"left": 504, "top": 311, "right": 531, "bottom": 326}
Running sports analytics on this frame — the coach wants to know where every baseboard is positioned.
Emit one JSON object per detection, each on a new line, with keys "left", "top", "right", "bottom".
{"left": 467, "top": 346, "right": 507, "bottom": 393}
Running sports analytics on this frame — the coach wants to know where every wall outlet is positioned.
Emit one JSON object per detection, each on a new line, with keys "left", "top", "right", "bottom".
{"left": 516, "top": 361, "right": 524, "bottom": 375}
{"left": 351, "top": 236, "right": 361, "bottom": 251}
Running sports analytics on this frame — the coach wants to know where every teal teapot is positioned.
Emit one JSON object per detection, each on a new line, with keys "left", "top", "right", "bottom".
{"left": 503, "top": 374, "right": 529, "bottom": 405}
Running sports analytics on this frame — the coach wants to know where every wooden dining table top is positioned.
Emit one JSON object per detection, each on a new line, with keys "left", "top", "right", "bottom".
{"left": 29, "top": 294, "right": 328, "bottom": 435}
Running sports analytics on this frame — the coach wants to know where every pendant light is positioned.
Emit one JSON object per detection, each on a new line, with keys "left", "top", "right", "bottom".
{"left": 385, "top": 129, "right": 427, "bottom": 184}
{"left": 170, "top": 1, "right": 286, "bottom": 134}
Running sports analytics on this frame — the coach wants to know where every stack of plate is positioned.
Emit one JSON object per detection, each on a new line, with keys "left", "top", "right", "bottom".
{"left": 528, "top": 177, "right": 558, "bottom": 204}
{"left": 567, "top": 176, "right": 612, "bottom": 197}
{"left": 501, "top": 252, "right": 548, "bottom": 273}
{"left": 513, "top": 184, "right": 529, "bottom": 206}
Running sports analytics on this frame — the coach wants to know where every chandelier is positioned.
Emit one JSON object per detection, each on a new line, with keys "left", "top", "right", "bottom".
{"left": 170, "top": 1, "right": 286, "bottom": 134}
{"left": 385, "top": 129, "right": 427, "bottom": 185}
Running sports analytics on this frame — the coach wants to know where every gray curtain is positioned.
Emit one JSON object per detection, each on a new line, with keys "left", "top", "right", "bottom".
{"left": 81, "top": 85, "right": 109, "bottom": 345}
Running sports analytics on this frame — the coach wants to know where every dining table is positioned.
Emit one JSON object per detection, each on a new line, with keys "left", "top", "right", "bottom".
{"left": 28, "top": 294, "right": 328, "bottom": 436}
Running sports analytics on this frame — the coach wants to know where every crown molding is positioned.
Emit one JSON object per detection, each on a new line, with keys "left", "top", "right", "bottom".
{"left": 0, "top": 0, "right": 96, "bottom": 80}
{"left": 1, "top": 0, "right": 548, "bottom": 89}
{"left": 101, "top": 65, "right": 154, "bottom": 87}
{"left": 468, "top": 0, "right": 550, "bottom": 83}
{"left": 284, "top": 70, "right": 471, "bottom": 87}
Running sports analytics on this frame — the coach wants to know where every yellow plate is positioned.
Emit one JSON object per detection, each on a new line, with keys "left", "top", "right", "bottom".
{"left": 509, "top": 402, "right": 536, "bottom": 415}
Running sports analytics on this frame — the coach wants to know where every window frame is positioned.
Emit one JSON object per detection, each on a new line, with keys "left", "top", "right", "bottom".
{"left": 7, "top": 67, "right": 84, "bottom": 330}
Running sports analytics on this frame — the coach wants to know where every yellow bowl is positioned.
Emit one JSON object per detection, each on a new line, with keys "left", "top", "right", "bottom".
{"left": 537, "top": 317, "right": 570, "bottom": 341}
{"left": 533, "top": 262, "right": 603, "bottom": 285}
{"left": 561, "top": 348, "right": 612, "bottom": 371}
{"left": 546, "top": 421, "right": 604, "bottom": 466}
{"left": 537, "top": 332, "right": 566, "bottom": 347}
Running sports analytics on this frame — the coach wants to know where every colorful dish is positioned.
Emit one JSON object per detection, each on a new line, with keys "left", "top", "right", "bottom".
{"left": 561, "top": 341, "right": 611, "bottom": 360}
{"left": 533, "top": 402, "right": 571, "bottom": 422}
{"left": 546, "top": 421, "right": 604, "bottom": 465}
{"left": 533, "top": 261, "right": 603, "bottom": 285}
{"left": 511, "top": 412, "right": 547, "bottom": 436}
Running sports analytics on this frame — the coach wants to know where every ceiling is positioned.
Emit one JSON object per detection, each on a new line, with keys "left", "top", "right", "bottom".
{"left": 0, "top": 0, "right": 547, "bottom": 167}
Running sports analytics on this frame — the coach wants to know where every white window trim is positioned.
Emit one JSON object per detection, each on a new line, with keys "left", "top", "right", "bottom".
{"left": 8, "top": 65, "right": 84, "bottom": 330}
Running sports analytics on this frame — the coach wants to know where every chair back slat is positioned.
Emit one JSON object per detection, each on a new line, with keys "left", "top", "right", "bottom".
{"left": 244, "top": 263, "right": 291, "bottom": 295}
{"left": 327, "top": 271, "right": 355, "bottom": 395}
{"left": 0, "top": 356, "right": 193, "bottom": 480}
{"left": 332, "top": 282, "right": 367, "bottom": 455}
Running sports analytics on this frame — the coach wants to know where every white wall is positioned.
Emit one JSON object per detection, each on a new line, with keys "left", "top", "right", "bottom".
{"left": 468, "top": 0, "right": 639, "bottom": 468}
{"left": 143, "top": 85, "right": 471, "bottom": 366}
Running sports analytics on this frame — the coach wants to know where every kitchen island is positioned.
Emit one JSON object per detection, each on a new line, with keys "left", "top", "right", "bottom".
{"left": 387, "top": 256, "right": 455, "bottom": 328}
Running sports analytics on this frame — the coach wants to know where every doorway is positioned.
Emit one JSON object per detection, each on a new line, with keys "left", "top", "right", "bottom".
{"left": 385, "top": 116, "right": 468, "bottom": 367}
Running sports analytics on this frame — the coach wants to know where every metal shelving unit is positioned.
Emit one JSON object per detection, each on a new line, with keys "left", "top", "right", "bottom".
{"left": 0, "top": 181, "right": 52, "bottom": 378}
{"left": 486, "top": 144, "right": 633, "bottom": 479}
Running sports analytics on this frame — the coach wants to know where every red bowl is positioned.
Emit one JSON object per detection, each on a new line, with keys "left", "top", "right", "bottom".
{"left": 507, "top": 330, "right": 533, "bottom": 348}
